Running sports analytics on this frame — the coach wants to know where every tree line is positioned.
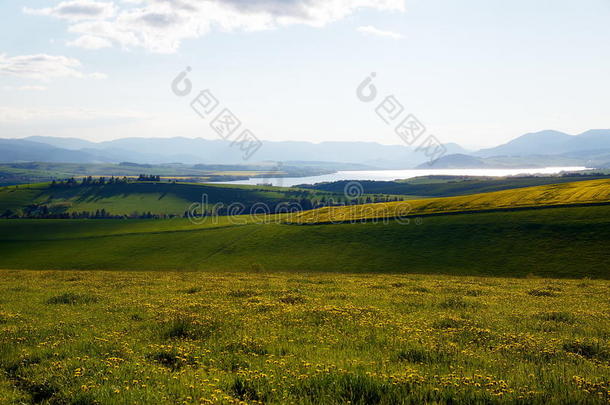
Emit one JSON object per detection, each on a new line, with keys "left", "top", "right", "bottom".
{"left": 1, "top": 205, "right": 179, "bottom": 220}
{"left": 51, "top": 174, "right": 164, "bottom": 187}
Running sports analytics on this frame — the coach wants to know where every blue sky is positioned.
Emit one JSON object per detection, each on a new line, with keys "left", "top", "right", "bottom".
{"left": 0, "top": 0, "right": 609, "bottom": 149}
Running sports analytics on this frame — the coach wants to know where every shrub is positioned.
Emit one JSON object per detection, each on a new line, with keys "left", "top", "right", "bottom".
{"left": 563, "top": 340, "right": 609, "bottom": 360}
{"left": 536, "top": 311, "right": 576, "bottom": 323}
{"left": 250, "top": 263, "right": 265, "bottom": 273}
{"left": 279, "top": 295, "right": 306, "bottom": 304}
{"left": 183, "top": 286, "right": 201, "bottom": 294}
{"left": 46, "top": 293, "right": 98, "bottom": 305}
{"left": 395, "top": 345, "right": 454, "bottom": 364}
{"left": 22, "top": 382, "right": 58, "bottom": 403}
{"left": 291, "top": 372, "right": 392, "bottom": 404}
{"left": 231, "top": 377, "right": 263, "bottom": 401}
{"left": 228, "top": 290, "right": 257, "bottom": 298}
{"left": 390, "top": 282, "right": 409, "bottom": 288}
{"left": 147, "top": 349, "right": 183, "bottom": 370}
{"left": 433, "top": 317, "right": 468, "bottom": 329}
{"left": 464, "top": 289, "right": 483, "bottom": 296}
{"left": 159, "top": 316, "right": 218, "bottom": 340}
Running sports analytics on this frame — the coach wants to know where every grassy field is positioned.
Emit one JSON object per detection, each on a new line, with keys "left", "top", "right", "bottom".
{"left": 301, "top": 174, "right": 610, "bottom": 198}
{"left": 0, "top": 271, "right": 608, "bottom": 404}
{"left": 3, "top": 177, "right": 608, "bottom": 222}
{"left": 294, "top": 179, "right": 610, "bottom": 224}
{"left": 0, "top": 204, "right": 609, "bottom": 278}
{"left": 1, "top": 179, "right": 609, "bottom": 404}
{"left": 0, "top": 162, "right": 334, "bottom": 187}
{"left": 0, "top": 182, "right": 340, "bottom": 217}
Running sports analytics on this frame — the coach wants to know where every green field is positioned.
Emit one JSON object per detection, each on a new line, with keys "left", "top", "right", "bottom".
{"left": 0, "top": 204, "right": 609, "bottom": 278}
{"left": 1, "top": 178, "right": 609, "bottom": 404}
{"left": 3, "top": 176, "right": 609, "bottom": 220}
{"left": 0, "top": 162, "right": 334, "bottom": 187}
{"left": 0, "top": 182, "right": 343, "bottom": 218}
{"left": 0, "top": 178, "right": 609, "bottom": 278}
{"left": 0, "top": 271, "right": 608, "bottom": 404}
{"left": 294, "top": 179, "right": 610, "bottom": 224}
{"left": 301, "top": 174, "right": 610, "bottom": 198}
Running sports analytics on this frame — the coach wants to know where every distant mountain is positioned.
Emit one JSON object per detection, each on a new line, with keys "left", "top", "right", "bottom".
{"left": 476, "top": 129, "right": 610, "bottom": 157}
{"left": 8, "top": 136, "right": 469, "bottom": 168}
{"left": 25, "top": 136, "right": 98, "bottom": 151}
{"left": 4, "top": 130, "right": 610, "bottom": 168}
{"left": 564, "top": 129, "right": 610, "bottom": 152}
{"left": 0, "top": 139, "right": 111, "bottom": 164}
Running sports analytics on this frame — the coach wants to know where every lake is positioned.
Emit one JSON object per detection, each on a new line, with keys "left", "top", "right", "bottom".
{"left": 214, "top": 167, "right": 590, "bottom": 187}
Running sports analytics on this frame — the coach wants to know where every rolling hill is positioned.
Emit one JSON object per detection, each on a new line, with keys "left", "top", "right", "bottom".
{"left": 0, "top": 204, "right": 608, "bottom": 278}
{"left": 0, "top": 178, "right": 609, "bottom": 278}
{"left": 3, "top": 175, "right": 607, "bottom": 219}
{"left": 0, "top": 181, "right": 343, "bottom": 218}
{"left": 300, "top": 174, "right": 610, "bottom": 198}
{"left": 293, "top": 179, "right": 610, "bottom": 224}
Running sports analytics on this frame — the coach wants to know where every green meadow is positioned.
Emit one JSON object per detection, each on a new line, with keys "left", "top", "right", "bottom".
{"left": 1, "top": 177, "right": 609, "bottom": 404}
{"left": 0, "top": 204, "right": 609, "bottom": 278}
{"left": 0, "top": 271, "right": 609, "bottom": 404}
{"left": 0, "top": 181, "right": 356, "bottom": 219}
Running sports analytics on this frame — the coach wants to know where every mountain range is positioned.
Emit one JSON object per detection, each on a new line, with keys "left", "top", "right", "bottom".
{"left": 0, "top": 129, "right": 609, "bottom": 169}
{"left": 0, "top": 136, "right": 467, "bottom": 169}
{"left": 420, "top": 129, "right": 610, "bottom": 169}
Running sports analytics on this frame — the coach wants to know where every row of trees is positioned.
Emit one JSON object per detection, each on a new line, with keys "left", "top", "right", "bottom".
{"left": 52, "top": 177, "right": 130, "bottom": 187}
{"left": 1, "top": 206, "right": 178, "bottom": 220}
{"left": 137, "top": 174, "right": 162, "bottom": 181}
{"left": 50, "top": 174, "right": 166, "bottom": 188}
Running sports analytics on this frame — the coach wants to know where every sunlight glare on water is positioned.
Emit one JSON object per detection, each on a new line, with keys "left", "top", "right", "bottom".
{"left": 213, "top": 167, "right": 590, "bottom": 187}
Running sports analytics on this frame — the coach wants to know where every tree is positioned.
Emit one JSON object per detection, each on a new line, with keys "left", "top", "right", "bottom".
{"left": 1, "top": 209, "right": 15, "bottom": 218}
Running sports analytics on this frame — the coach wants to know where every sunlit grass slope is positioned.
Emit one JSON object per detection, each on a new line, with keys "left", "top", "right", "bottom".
{"left": 293, "top": 179, "right": 610, "bottom": 224}
{"left": 302, "top": 174, "right": 610, "bottom": 198}
{"left": 1, "top": 205, "right": 609, "bottom": 278}
{"left": 0, "top": 181, "right": 333, "bottom": 216}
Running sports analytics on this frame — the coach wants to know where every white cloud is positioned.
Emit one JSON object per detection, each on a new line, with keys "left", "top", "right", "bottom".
{"left": 67, "top": 35, "right": 113, "bottom": 49}
{"left": 357, "top": 25, "right": 403, "bottom": 39}
{"left": 26, "top": 0, "right": 406, "bottom": 53}
{"left": 24, "top": 0, "right": 116, "bottom": 21}
{"left": 0, "top": 53, "right": 107, "bottom": 81}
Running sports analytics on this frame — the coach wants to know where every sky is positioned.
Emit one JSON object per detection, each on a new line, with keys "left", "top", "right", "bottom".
{"left": 0, "top": 0, "right": 609, "bottom": 149}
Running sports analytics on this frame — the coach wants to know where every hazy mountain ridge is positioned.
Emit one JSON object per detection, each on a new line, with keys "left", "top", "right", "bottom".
{"left": 2, "top": 136, "right": 468, "bottom": 168}
{"left": 476, "top": 129, "right": 610, "bottom": 158}
{"left": 1, "top": 129, "right": 609, "bottom": 169}
{"left": 0, "top": 139, "right": 113, "bottom": 164}
{"left": 423, "top": 129, "right": 610, "bottom": 169}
